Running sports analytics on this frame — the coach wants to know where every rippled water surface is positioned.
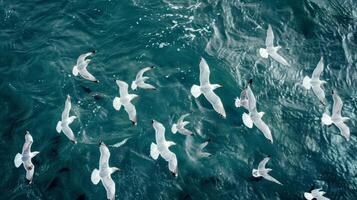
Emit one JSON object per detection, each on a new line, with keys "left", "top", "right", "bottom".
{"left": 1, "top": 0, "right": 357, "bottom": 199}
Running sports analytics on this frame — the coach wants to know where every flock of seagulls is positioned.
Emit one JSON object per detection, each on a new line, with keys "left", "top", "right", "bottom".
{"left": 13, "top": 24, "right": 352, "bottom": 200}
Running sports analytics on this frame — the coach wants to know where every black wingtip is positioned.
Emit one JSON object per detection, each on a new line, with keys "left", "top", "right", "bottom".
{"left": 267, "top": 155, "right": 271, "bottom": 158}
{"left": 207, "top": 138, "right": 211, "bottom": 142}
{"left": 150, "top": 66, "right": 155, "bottom": 69}
{"left": 92, "top": 50, "right": 97, "bottom": 54}
{"left": 151, "top": 120, "right": 154, "bottom": 124}
{"left": 99, "top": 141, "right": 103, "bottom": 146}
{"left": 248, "top": 79, "right": 253, "bottom": 85}
{"left": 332, "top": 90, "right": 334, "bottom": 95}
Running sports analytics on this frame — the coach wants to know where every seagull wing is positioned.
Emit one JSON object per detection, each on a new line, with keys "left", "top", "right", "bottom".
{"left": 100, "top": 144, "right": 111, "bottom": 169}
{"left": 80, "top": 67, "right": 97, "bottom": 82}
{"left": 311, "top": 57, "right": 324, "bottom": 80}
{"left": 269, "top": 51, "right": 290, "bottom": 66}
{"left": 311, "top": 85, "right": 326, "bottom": 104}
{"left": 266, "top": 24, "right": 274, "bottom": 48}
{"left": 22, "top": 133, "right": 33, "bottom": 154}
{"left": 204, "top": 90, "right": 226, "bottom": 118}
{"left": 335, "top": 121, "right": 350, "bottom": 140}
{"left": 246, "top": 86, "right": 257, "bottom": 112}
{"left": 61, "top": 96, "right": 71, "bottom": 120}
{"left": 262, "top": 173, "right": 282, "bottom": 185}
{"left": 178, "top": 114, "right": 190, "bottom": 124}
{"left": 102, "top": 176, "right": 116, "bottom": 200}
{"left": 199, "top": 58, "right": 210, "bottom": 86}
{"left": 77, "top": 52, "right": 94, "bottom": 68}
{"left": 62, "top": 124, "right": 76, "bottom": 142}
{"left": 258, "top": 157, "right": 270, "bottom": 171}
{"left": 136, "top": 67, "right": 152, "bottom": 80}
{"left": 116, "top": 80, "right": 129, "bottom": 97}
{"left": 332, "top": 92, "right": 343, "bottom": 118}
{"left": 124, "top": 102, "right": 137, "bottom": 124}
{"left": 253, "top": 117, "right": 273, "bottom": 142}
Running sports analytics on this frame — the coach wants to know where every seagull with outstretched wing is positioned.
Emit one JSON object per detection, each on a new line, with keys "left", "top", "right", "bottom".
{"left": 113, "top": 80, "right": 138, "bottom": 125}
{"left": 252, "top": 156, "right": 282, "bottom": 185}
{"left": 91, "top": 142, "right": 120, "bottom": 200}
{"left": 321, "top": 90, "right": 350, "bottom": 140}
{"left": 259, "top": 25, "right": 290, "bottom": 66}
{"left": 191, "top": 58, "right": 226, "bottom": 118}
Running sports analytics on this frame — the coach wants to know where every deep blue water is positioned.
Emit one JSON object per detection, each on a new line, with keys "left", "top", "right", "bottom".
{"left": 0, "top": 0, "right": 357, "bottom": 199}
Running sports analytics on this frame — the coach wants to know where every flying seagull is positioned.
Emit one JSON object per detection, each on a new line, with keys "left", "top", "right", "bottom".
{"left": 113, "top": 80, "right": 138, "bottom": 125}
{"left": 91, "top": 142, "right": 120, "bottom": 200}
{"left": 14, "top": 131, "right": 40, "bottom": 184}
{"left": 150, "top": 120, "right": 178, "bottom": 176}
{"left": 252, "top": 156, "right": 282, "bottom": 185}
{"left": 235, "top": 80, "right": 273, "bottom": 143}
{"left": 131, "top": 66, "right": 156, "bottom": 90}
{"left": 259, "top": 25, "right": 290, "bottom": 66}
{"left": 184, "top": 136, "right": 211, "bottom": 161}
{"left": 191, "top": 58, "right": 226, "bottom": 118}
{"left": 56, "top": 95, "right": 77, "bottom": 143}
{"left": 321, "top": 90, "right": 350, "bottom": 140}
{"left": 304, "top": 188, "right": 330, "bottom": 200}
{"left": 303, "top": 57, "right": 327, "bottom": 105}
{"left": 72, "top": 50, "right": 99, "bottom": 83}
{"left": 171, "top": 114, "right": 194, "bottom": 136}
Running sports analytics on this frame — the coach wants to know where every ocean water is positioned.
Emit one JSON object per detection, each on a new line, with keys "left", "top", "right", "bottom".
{"left": 1, "top": 0, "right": 357, "bottom": 199}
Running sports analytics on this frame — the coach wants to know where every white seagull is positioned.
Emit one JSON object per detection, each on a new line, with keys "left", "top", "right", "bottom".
{"left": 72, "top": 50, "right": 99, "bottom": 83}
{"left": 171, "top": 114, "right": 194, "bottom": 136}
{"left": 259, "top": 24, "right": 290, "bottom": 66}
{"left": 14, "top": 131, "right": 40, "bottom": 184}
{"left": 131, "top": 66, "right": 156, "bottom": 90}
{"left": 321, "top": 90, "right": 350, "bottom": 140}
{"left": 303, "top": 57, "right": 327, "bottom": 105}
{"left": 113, "top": 80, "right": 138, "bottom": 125}
{"left": 252, "top": 156, "right": 282, "bottom": 185}
{"left": 150, "top": 120, "right": 178, "bottom": 176}
{"left": 191, "top": 58, "right": 226, "bottom": 118}
{"left": 304, "top": 188, "right": 330, "bottom": 200}
{"left": 91, "top": 142, "right": 120, "bottom": 200}
{"left": 56, "top": 95, "right": 77, "bottom": 143}
{"left": 235, "top": 80, "right": 273, "bottom": 143}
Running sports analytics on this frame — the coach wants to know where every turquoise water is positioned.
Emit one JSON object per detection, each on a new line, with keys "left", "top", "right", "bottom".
{"left": 1, "top": 0, "right": 357, "bottom": 199}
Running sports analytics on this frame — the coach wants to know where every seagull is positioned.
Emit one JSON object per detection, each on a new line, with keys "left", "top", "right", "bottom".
{"left": 150, "top": 120, "right": 178, "bottom": 176}
{"left": 56, "top": 95, "right": 77, "bottom": 143}
{"left": 171, "top": 114, "right": 194, "bottom": 136}
{"left": 14, "top": 131, "right": 40, "bottom": 184}
{"left": 321, "top": 90, "right": 350, "bottom": 140}
{"left": 303, "top": 57, "right": 327, "bottom": 105}
{"left": 72, "top": 51, "right": 99, "bottom": 83}
{"left": 259, "top": 24, "right": 290, "bottom": 66}
{"left": 304, "top": 188, "right": 330, "bottom": 200}
{"left": 252, "top": 156, "right": 282, "bottom": 185}
{"left": 235, "top": 80, "right": 273, "bottom": 143}
{"left": 131, "top": 66, "right": 156, "bottom": 90}
{"left": 190, "top": 58, "right": 226, "bottom": 118}
{"left": 91, "top": 142, "right": 120, "bottom": 200}
{"left": 185, "top": 136, "right": 211, "bottom": 161}
{"left": 113, "top": 80, "right": 138, "bottom": 125}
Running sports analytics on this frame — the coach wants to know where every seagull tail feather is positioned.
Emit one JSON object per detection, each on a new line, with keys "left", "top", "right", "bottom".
{"left": 171, "top": 124, "right": 178, "bottom": 134}
{"left": 190, "top": 85, "right": 202, "bottom": 98}
{"left": 56, "top": 121, "right": 62, "bottom": 133}
{"left": 91, "top": 169, "right": 101, "bottom": 185}
{"left": 14, "top": 153, "right": 23, "bottom": 168}
{"left": 72, "top": 65, "right": 79, "bottom": 76}
{"left": 113, "top": 97, "right": 122, "bottom": 111}
{"left": 303, "top": 76, "right": 311, "bottom": 89}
